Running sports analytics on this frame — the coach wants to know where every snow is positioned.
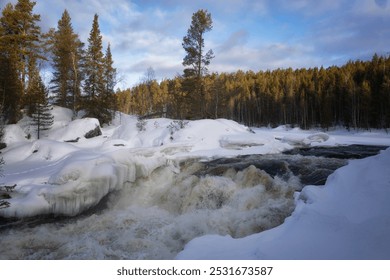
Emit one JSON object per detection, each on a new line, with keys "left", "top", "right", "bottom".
{"left": 48, "top": 117, "right": 100, "bottom": 142}
{"left": 3, "top": 124, "right": 28, "bottom": 145}
{"left": 1, "top": 107, "right": 390, "bottom": 259}
{"left": 279, "top": 132, "right": 330, "bottom": 146}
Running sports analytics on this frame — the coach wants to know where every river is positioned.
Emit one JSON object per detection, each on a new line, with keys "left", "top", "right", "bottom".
{"left": 0, "top": 145, "right": 387, "bottom": 259}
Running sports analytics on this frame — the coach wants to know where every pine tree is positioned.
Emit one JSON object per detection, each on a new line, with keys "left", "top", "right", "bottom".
{"left": 0, "top": 0, "right": 43, "bottom": 121}
{"left": 48, "top": 9, "right": 84, "bottom": 116}
{"left": 14, "top": 0, "right": 43, "bottom": 92}
{"left": 0, "top": 4, "right": 22, "bottom": 123}
{"left": 182, "top": 9, "right": 214, "bottom": 118}
{"left": 0, "top": 21, "right": 22, "bottom": 123}
{"left": 182, "top": 9, "right": 214, "bottom": 79}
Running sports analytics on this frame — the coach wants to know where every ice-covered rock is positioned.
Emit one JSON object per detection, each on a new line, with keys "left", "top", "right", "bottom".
{"left": 279, "top": 132, "right": 330, "bottom": 147}
{"left": 219, "top": 133, "right": 273, "bottom": 149}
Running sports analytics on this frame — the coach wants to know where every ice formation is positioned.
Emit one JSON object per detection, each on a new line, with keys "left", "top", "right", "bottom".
{"left": 0, "top": 148, "right": 170, "bottom": 218}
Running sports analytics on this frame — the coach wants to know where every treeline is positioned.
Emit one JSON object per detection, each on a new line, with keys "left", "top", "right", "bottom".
{"left": 117, "top": 54, "right": 390, "bottom": 130}
{"left": 0, "top": 0, "right": 116, "bottom": 128}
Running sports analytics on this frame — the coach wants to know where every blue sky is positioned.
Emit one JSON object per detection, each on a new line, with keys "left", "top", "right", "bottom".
{"left": 1, "top": 0, "right": 390, "bottom": 88}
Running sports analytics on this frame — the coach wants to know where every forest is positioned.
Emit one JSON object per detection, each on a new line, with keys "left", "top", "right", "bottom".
{"left": 0, "top": 0, "right": 116, "bottom": 134}
{"left": 1, "top": 0, "right": 390, "bottom": 132}
{"left": 119, "top": 55, "right": 390, "bottom": 130}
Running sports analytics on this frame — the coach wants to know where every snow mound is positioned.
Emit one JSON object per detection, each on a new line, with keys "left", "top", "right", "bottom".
{"left": 0, "top": 138, "right": 78, "bottom": 164}
{"left": 50, "top": 106, "right": 73, "bottom": 129}
{"left": 49, "top": 118, "right": 101, "bottom": 142}
{"left": 3, "top": 125, "right": 28, "bottom": 145}
{"left": 28, "top": 140, "right": 79, "bottom": 161}
{"left": 110, "top": 117, "right": 263, "bottom": 155}
{"left": 176, "top": 148, "right": 390, "bottom": 260}
{"left": 173, "top": 119, "right": 248, "bottom": 150}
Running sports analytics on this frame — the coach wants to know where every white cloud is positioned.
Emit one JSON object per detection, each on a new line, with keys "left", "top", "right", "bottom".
{"left": 274, "top": 0, "right": 345, "bottom": 16}
{"left": 353, "top": 0, "right": 390, "bottom": 16}
{"left": 305, "top": 0, "right": 390, "bottom": 63}
{"left": 217, "top": 30, "right": 249, "bottom": 52}
{"left": 212, "top": 42, "right": 319, "bottom": 73}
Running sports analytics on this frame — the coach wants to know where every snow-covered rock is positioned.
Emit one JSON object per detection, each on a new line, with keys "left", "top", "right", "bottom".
{"left": 48, "top": 118, "right": 101, "bottom": 142}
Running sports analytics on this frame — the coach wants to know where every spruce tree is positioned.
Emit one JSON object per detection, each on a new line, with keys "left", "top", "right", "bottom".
{"left": 48, "top": 9, "right": 84, "bottom": 116}
{"left": 102, "top": 43, "right": 117, "bottom": 122}
{"left": 30, "top": 73, "right": 54, "bottom": 139}
{"left": 104, "top": 44, "right": 116, "bottom": 94}
{"left": 83, "top": 14, "right": 106, "bottom": 123}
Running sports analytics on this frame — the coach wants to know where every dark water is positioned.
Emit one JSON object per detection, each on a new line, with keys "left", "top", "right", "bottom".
{"left": 283, "top": 144, "right": 388, "bottom": 159}
{"left": 197, "top": 144, "right": 388, "bottom": 187}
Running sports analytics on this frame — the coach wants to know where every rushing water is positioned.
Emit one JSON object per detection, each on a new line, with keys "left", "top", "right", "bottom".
{"left": 0, "top": 145, "right": 387, "bottom": 259}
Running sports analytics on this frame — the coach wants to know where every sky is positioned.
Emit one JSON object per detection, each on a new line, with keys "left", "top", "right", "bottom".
{"left": 1, "top": 0, "right": 390, "bottom": 88}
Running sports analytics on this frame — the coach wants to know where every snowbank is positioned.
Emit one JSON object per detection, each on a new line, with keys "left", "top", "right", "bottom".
{"left": 48, "top": 118, "right": 101, "bottom": 142}
{"left": 176, "top": 148, "right": 390, "bottom": 259}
